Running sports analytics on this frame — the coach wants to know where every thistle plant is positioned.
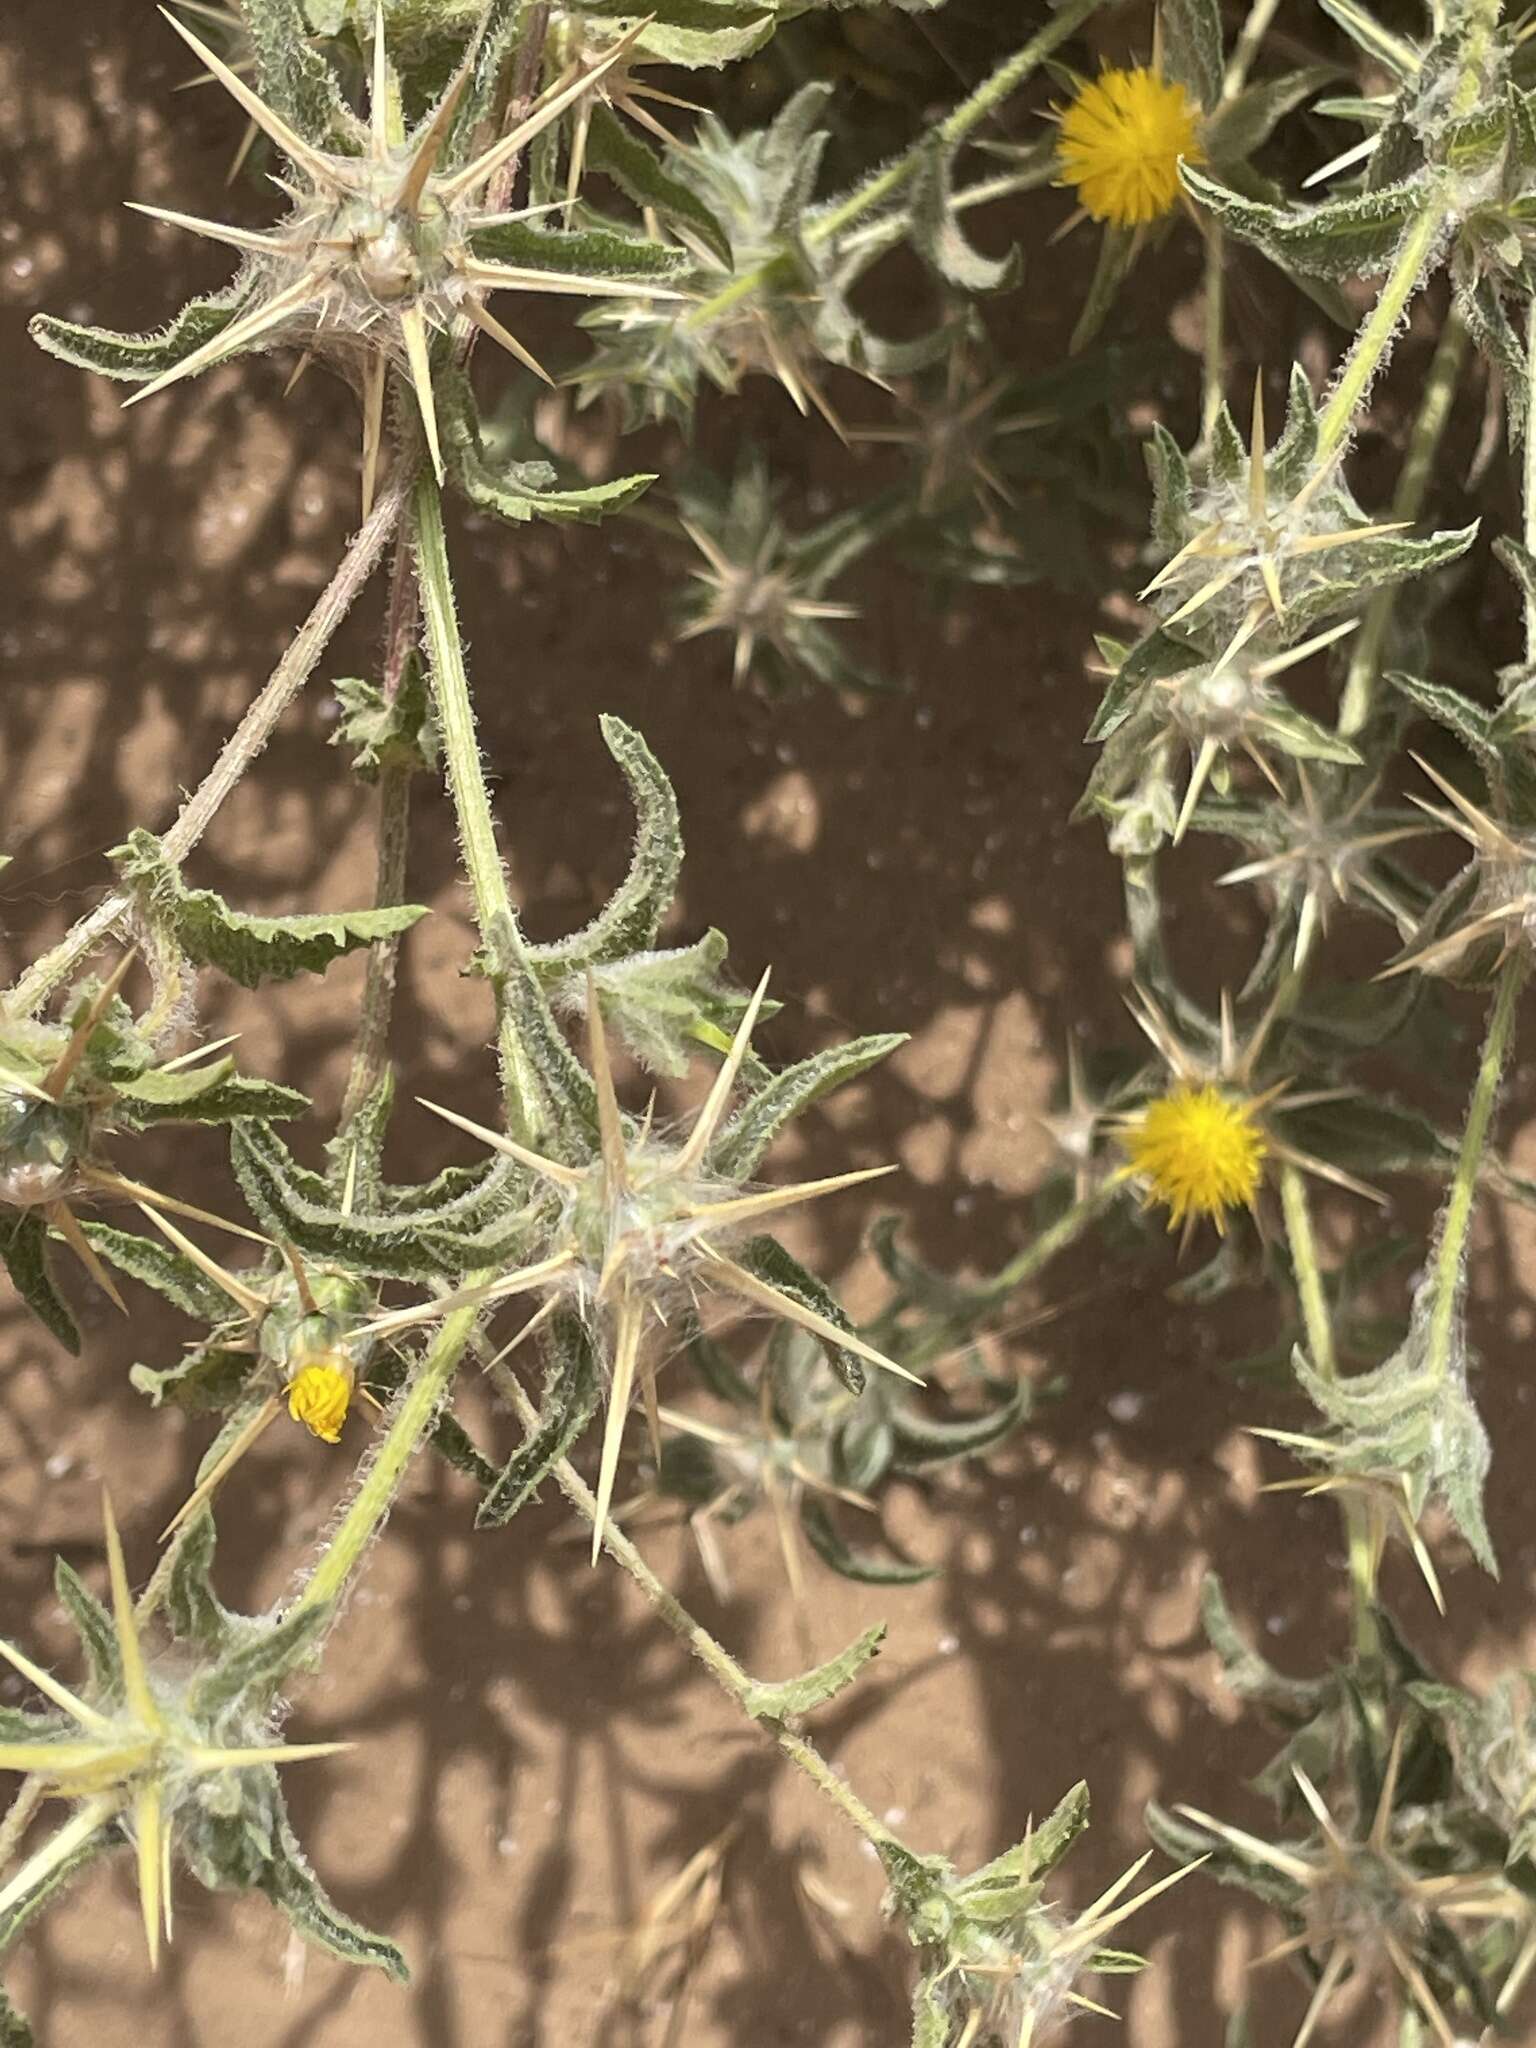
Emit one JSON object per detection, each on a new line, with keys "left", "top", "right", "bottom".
{"left": 14, "top": 0, "right": 1536, "bottom": 2043}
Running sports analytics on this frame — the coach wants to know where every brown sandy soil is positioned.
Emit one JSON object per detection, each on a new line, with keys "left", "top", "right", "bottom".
{"left": 3, "top": 6, "right": 1536, "bottom": 2046}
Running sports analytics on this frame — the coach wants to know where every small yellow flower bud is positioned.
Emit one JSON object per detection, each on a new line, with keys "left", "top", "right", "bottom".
{"left": 286, "top": 1357, "right": 354, "bottom": 1444}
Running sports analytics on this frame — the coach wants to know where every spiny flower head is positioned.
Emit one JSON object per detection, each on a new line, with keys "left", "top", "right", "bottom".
{"left": 1122, "top": 1083, "right": 1266, "bottom": 1231}
{"left": 0, "top": 1498, "right": 351, "bottom": 1973}
{"left": 1138, "top": 373, "right": 1474, "bottom": 657}
{"left": 673, "top": 454, "right": 881, "bottom": 695}
{"left": 1165, "top": 1735, "right": 1525, "bottom": 2048}
{"left": 1112, "top": 984, "right": 1382, "bottom": 1243}
{"left": 1383, "top": 754, "right": 1536, "bottom": 981}
{"left": 363, "top": 968, "right": 915, "bottom": 1560}
{"left": 887, "top": 1784, "right": 1194, "bottom": 2048}
{"left": 32, "top": 7, "right": 685, "bottom": 507}
{"left": 1055, "top": 67, "right": 1203, "bottom": 228}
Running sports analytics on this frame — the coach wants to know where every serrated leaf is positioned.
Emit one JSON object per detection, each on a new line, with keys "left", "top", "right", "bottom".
{"left": 800, "top": 1497, "right": 934, "bottom": 1584}
{"left": 1181, "top": 163, "right": 1426, "bottom": 279}
{"left": 467, "top": 216, "right": 688, "bottom": 283}
{"left": 163, "top": 1514, "right": 242, "bottom": 1654}
{"left": 439, "top": 370, "right": 654, "bottom": 525}
{"left": 528, "top": 716, "right": 681, "bottom": 973}
{"left": 78, "top": 1223, "right": 235, "bottom": 1322}
{"left": 262, "top": 1811, "right": 408, "bottom": 1981}
{"left": 712, "top": 1033, "right": 906, "bottom": 1178}
{"left": 0, "top": 1210, "right": 78, "bottom": 1354}
{"left": 53, "top": 1558, "right": 120, "bottom": 1697}
{"left": 741, "top": 1622, "right": 885, "bottom": 1719}
{"left": 113, "top": 830, "right": 428, "bottom": 989}
{"left": 30, "top": 286, "right": 253, "bottom": 384}
{"left": 130, "top": 1342, "right": 258, "bottom": 1413}
{"left": 240, "top": 0, "right": 352, "bottom": 145}
{"left": 889, "top": 1379, "right": 1032, "bottom": 1469}
{"left": 585, "top": 104, "right": 731, "bottom": 265}
{"left": 190, "top": 1605, "right": 328, "bottom": 1721}
{"left": 1253, "top": 701, "right": 1362, "bottom": 765}
{"left": 908, "top": 138, "right": 1019, "bottom": 294}
{"left": 332, "top": 664, "right": 439, "bottom": 781}
{"left": 966, "top": 1780, "right": 1090, "bottom": 1893}
{"left": 111, "top": 1060, "right": 308, "bottom": 1128}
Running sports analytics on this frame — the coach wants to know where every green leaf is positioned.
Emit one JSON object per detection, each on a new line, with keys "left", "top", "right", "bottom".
{"left": 908, "top": 139, "right": 1019, "bottom": 294}
{"left": 965, "top": 1780, "right": 1090, "bottom": 1892}
{"left": 439, "top": 371, "right": 654, "bottom": 525}
{"left": 0, "top": 1210, "right": 78, "bottom": 1353}
{"left": 888, "top": 1379, "right": 1032, "bottom": 1470}
{"left": 585, "top": 104, "right": 731, "bottom": 265}
{"left": 741, "top": 1623, "right": 886, "bottom": 1719}
{"left": 467, "top": 216, "right": 688, "bottom": 283}
{"left": 735, "top": 1235, "right": 868, "bottom": 1394}
{"left": 475, "top": 1314, "right": 600, "bottom": 1528}
{"left": 332, "top": 663, "right": 439, "bottom": 782}
{"left": 1253, "top": 701, "right": 1363, "bottom": 765}
{"left": 78, "top": 1223, "right": 235, "bottom": 1322}
{"left": 239, "top": 0, "right": 352, "bottom": 145}
{"left": 800, "top": 1498, "right": 934, "bottom": 1583}
{"left": 30, "top": 287, "right": 253, "bottom": 384}
{"left": 130, "top": 1342, "right": 258, "bottom": 1413}
{"left": 164, "top": 1514, "right": 243, "bottom": 1654}
{"left": 1389, "top": 671, "right": 1492, "bottom": 750}
{"left": 528, "top": 717, "right": 682, "bottom": 973}
{"left": 1161, "top": 0, "right": 1224, "bottom": 109}
{"left": 54, "top": 1558, "right": 120, "bottom": 1697}
{"left": 1180, "top": 163, "right": 1425, "bottom": 279}
{"left": 190, "top": 1605, "right": 329, "bottom": 1721}
{"left": 113, "top": 829, "right": 428, "bottom": 989}
{"left": 111, "top": 1060, "right": 307, "bottom": 1128}
{"left": 263, "top": 1811, "right": 409, "bottom": 1981}
{"left": 712, "top": 1033, "right": 906, "bottom": 1178}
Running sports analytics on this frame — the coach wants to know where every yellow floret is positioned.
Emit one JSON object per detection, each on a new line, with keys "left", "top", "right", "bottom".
{"left": 1123, "top": 1084, "right": 1266, "bottom": 1230}
{"left": 287, "top": 1357, "right": 354, "bottom": 1443}
{"left": 1057, "top": 67, "right": 1203, "bottom": 228}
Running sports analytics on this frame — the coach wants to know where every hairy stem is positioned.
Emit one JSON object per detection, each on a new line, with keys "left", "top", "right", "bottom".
{"left": 1426, "top": 951, "right": 1527, "bottom": 1386}
{"left": 1315, "top": 205, "right": 1448, "bottom": 465}
{"left": 1279, "top": 1164, "right": 1380, "bottom": 1659}
{"left": 411, "top": 471, "right": 542, "bottom": 1135}
{"left": 294, "top": 1299, "right": 479, "bottom": 1615}
{"left": 1525, "top": 296, "right": 1536, "bottom": 663}
{"left": 340, "top": 531, "right": 421, "bottom": 1127}
{"left": 1338, "top": 306, "right": 1468, "bottom": 737}
{"left": 12, "top": 472, "right": 408, "bottom": 1016}
{"left": 485, "top": 1351, "right": 895, "bottom": 1850}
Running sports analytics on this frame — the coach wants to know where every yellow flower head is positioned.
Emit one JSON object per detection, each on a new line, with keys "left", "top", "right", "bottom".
{"left": 287, "top": 1355, "right": 354, "bottom": 1443}
{"left": 1123, "top": 1084, "right": 1266, "bottom": 1229}
{"left": 1057, "top": 67, "right": 1203, "bottom": 228}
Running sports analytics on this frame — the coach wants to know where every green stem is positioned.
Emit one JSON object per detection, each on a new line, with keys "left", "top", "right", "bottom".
{"left": 1338, "top": 306, "right": 1469, "bottom": 738}
{"left": 293, "top": 1300, "right": 479, "bottom": 1615}
{"left": 1315, "top": 204, "right": 1448, "bottom": 465}
{"left": 986, "top": 1181, "right": 1118, "bottom": 1299}
{"left": 1426, "top": 951, "right": 1527, "bottom": 1385}
{"left": 411, "top": 470, "right": 542, "bottom": 1136}
{"left": 340, "top": 530, "right": 421, "bottom": 1128}
{"left": 1279, "top": 1163, "right": 1379, "bottom": 1660}
{"left": 1200, "top": 223, "right": 1226, "bottom": 451}
{"left": 485, "top": 1354, "right": 894, "bottom": 1852}
{"left": 688, "top": 0, "right": 1101, "bottom": 331}
{"left": 1524, "top": 295, "right": 1536, "bottom": 664}
{"left": 1279, "top": 1165, "right": 1334, "bottom": 1380}
{"left": 12, "top": 471, "right": 409, "bottom": 1017}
